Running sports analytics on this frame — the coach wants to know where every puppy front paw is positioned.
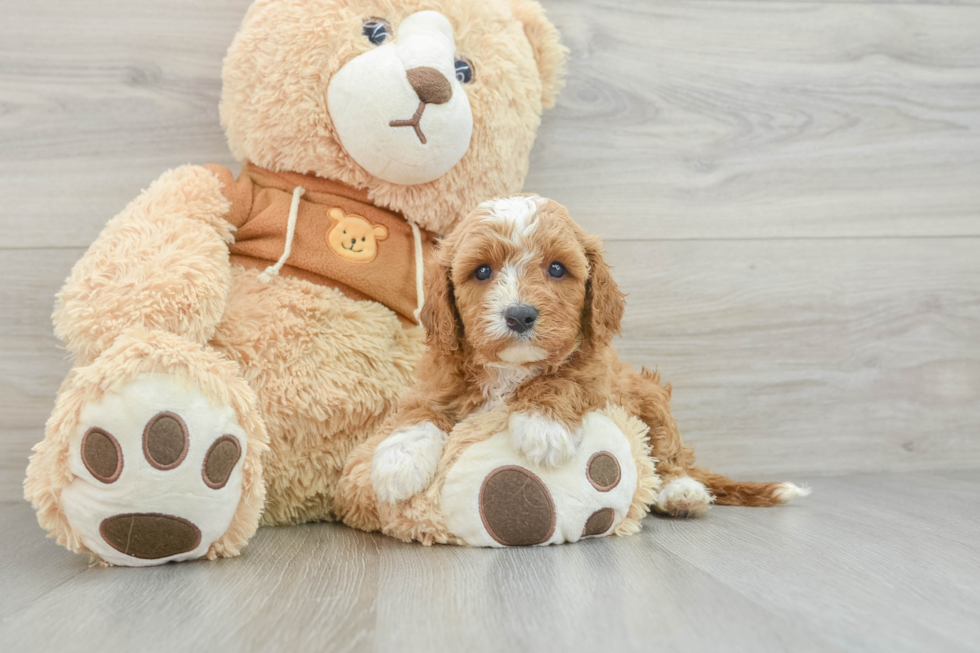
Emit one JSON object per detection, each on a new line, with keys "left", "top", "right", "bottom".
{"left": 509, "top": 412, "right": 583, "bottom": 467}
{"left": 371, "top": 422, "right": 449, "bottom": 503}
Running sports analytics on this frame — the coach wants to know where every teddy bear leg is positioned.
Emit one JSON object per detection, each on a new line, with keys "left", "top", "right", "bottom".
{"left": 438, "top": 409, "right": 658, "bottom": 547}
{"left": 25, "top": 328, "right": 268, "bottom": 566}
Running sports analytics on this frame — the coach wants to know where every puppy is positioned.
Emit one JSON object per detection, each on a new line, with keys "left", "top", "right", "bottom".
{"left": 372, "top": 196, "right": 808, "bottom": 516}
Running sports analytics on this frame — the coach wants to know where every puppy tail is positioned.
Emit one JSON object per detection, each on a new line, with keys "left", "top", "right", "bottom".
{"left": 688, "top": 467, "right": 811, "bottom": 507}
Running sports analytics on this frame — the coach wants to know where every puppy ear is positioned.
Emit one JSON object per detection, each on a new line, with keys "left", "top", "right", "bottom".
{"left": 579, "top": 231, "right": 625, "bottom": 350}
{"left": 419, "top": 246, "right": 462, "bottom": 353}
{"left": 510, "top": 0, "right": 568, "bottom": 109}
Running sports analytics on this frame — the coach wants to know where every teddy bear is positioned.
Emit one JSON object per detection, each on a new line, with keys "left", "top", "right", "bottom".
{"left": 24, "top": 0, "right": 572, "bottom": 566}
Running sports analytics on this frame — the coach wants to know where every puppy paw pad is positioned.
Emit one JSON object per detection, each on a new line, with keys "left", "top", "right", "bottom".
{"left": 142, "top": 412, "right": 189, "bottom": 470}
{"left": 582, "top": 507, "right": 615, "bottom": 537}
{"left": 100, "top": 513, "right": 202, "bottom": 560}
{"left": 202, "top": 436, "right": 242, "bottom": 490}
{"left": 586, "top": 451, "right": 621, "bottom": 492}
{"left": 479, "top": 466, "right": 556, "bottom": 546}
{"left": 81, "top": 428, "right": 123, "bottom": 484}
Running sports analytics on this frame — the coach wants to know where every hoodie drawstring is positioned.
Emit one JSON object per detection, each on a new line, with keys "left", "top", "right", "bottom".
{"left": 258, "top": 185, "right": 306, "bottom": 283}
{"left": 410, "top": 221, "right": 425, "bottom": 323}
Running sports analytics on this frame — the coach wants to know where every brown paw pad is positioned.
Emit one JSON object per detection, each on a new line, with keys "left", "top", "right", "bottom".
{"left": 81, "top": 428, "right": 123, "bottom": 484}
{"left": 583, "top": 508, "right": 615, "bottom": 537}
{"left": 586, "top": 451, "right": 621, "bottom": 492}
{"left": 479, "top": 466, "right": 556, "bottom": 546}
{"left": 99, "top": 513, "right": 202, "bottom": 560}
{"left": 143, "top": 412, "right": 189, "bottom": 470}
{"left": 202, "top": 435, "right": 242, "bottom": 490}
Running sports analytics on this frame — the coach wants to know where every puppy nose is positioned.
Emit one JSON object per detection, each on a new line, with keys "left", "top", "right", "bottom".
{"left": 406, "top": 67, "right": 452, "bottom": 105}
{"left": 505, "top": 304, "right": 539, "bottom": 334}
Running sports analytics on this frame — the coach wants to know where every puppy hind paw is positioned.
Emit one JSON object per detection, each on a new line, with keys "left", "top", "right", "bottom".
{"left": 655, "top": 476, "right": 713, "bottom": 518}
{"left": 509, "top": 412, "right": 583, "bottom": 467}
{"left": 371, "top": 422, "right": 449, "bottom": 503}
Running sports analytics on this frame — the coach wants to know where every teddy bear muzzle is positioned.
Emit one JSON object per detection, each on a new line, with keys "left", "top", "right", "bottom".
{"left": 327, "top": 10, "right": 473, "bottom": 186}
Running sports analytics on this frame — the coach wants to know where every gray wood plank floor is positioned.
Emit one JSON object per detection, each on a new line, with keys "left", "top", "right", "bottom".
{"left": 2, "top": 472, "right": 978, "bottom": 653}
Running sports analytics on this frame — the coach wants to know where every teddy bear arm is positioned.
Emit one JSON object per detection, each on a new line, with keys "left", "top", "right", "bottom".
{"left": 53, "top": 165, "right": 238, "bottom": 364}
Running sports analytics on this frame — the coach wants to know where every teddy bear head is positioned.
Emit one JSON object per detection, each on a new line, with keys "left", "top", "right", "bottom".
{"left": 220, "top": 0, "right": 566, "bottom": 234}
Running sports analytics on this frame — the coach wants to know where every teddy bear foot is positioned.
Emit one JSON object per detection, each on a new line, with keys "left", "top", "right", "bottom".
{"left": 23, "top": 329, "right": 268, "bottom": 566}
{"left": 61, "top": 371, "right": 249, "bottom": 566}
{"left": 440, "top": 412, "right": 640, "bottom": 547}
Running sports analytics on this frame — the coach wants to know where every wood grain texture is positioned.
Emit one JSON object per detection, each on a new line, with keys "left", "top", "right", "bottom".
{"left": 529, "top": 0, "right": 980, "bottom": 239}
{"left": 3, "top": 473, "right": 979, "bottom": 652}
{"left": 612, "top": 237, "right": 980, "bottom": 477}
{"left": 2, "top": 1, "right": 980, "bottom": 247}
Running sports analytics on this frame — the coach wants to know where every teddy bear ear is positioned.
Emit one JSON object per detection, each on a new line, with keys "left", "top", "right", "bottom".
{"left": 373, "top": 224, "right": 389, "bottom": 241}
{"left": 328, "top": 207, "right": 345, "bottom": 222}
{"left": 510, "top": 0, "right": 568, "bottom": 109}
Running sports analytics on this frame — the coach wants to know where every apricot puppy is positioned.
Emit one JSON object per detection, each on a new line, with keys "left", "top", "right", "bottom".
{"left": 372, "top": 196, "right": 809, "bottom": 516}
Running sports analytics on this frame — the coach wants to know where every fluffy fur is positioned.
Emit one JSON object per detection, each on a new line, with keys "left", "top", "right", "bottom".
{"left": 376, "top": 196, "right": 809, "bottom": 515}
{"left": 24, "top": 327, "right": 269, "bottom": 563}
{"left": 221, "top": 0, "right": 567, "bottom": 234}
{"left": 26, "top": 0, "right": 565, "bottom": 563}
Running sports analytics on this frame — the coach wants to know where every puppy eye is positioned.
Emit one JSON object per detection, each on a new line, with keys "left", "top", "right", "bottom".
{"left": 362, "top": 18, "right": 392, "bottom": 45}
{"left": 455, "top": 57, "right": 475, "bottom": 84}
{"left": 473, "top": 264, "right": 493, "bottom": 281}
{"left": 548, "top": 262, "right": 567, "bottom": 279}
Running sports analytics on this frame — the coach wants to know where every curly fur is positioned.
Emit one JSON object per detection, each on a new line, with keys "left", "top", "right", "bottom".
{"left": 382, "top": 197, "right": 807, "bottom": 512}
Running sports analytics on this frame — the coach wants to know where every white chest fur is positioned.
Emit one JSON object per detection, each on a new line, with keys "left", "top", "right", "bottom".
{"left": 478, "top": 364, "right": 539, "bottom": 412}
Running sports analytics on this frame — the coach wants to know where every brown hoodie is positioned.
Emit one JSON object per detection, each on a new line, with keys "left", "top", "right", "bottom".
{"left": 206, "top": 163, "right": 437, "bottom": 326}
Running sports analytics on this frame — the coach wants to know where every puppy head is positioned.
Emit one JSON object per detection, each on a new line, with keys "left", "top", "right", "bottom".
{"left": 421, "top": 196, "right": 625, "bottom": 367}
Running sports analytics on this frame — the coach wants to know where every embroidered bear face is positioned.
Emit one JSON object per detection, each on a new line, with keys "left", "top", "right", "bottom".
{"left": 326, "top": 207, "right": 389, "bottom": 262}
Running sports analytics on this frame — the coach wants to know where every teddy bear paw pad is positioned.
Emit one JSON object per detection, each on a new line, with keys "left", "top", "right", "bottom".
{"left": 61, "top": 373, "right": 246, "bottom": 566}
{"left": 479, "top": 466, "right": 556, "bottom": 546}
{"left": 443, "top": 412, "right": 638, "bottom": 547}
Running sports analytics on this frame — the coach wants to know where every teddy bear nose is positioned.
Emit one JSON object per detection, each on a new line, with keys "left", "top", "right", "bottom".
{"left": 406, "top": 66, "right": 452, "bottom": 105}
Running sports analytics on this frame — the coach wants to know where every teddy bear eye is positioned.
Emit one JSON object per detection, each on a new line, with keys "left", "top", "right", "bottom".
{"left": 548, "top": 262, "right": 567, "bottom": 279}
{"left": 474, "top": 264, "right": 493, "bottom": 281}
{"left": 455, "top": 57, "right": 475, "bottom": 84}
{"left": 362, "top": 18, "right": 392, "bottom": 46}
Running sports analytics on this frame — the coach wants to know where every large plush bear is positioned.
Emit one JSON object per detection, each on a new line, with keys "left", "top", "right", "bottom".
{"left": 25, "top": 0, "right": 571, "bottom": 565}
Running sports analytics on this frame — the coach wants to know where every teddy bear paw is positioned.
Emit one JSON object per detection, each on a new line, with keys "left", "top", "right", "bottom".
{"left": 60, "top": 373, "right": 248, "bottom": 566}
{"left": 371, "top": 422, "right": 449, "bottom": 503}
{"left": 442, "top": 412, "right": 637, "bottom": 547}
